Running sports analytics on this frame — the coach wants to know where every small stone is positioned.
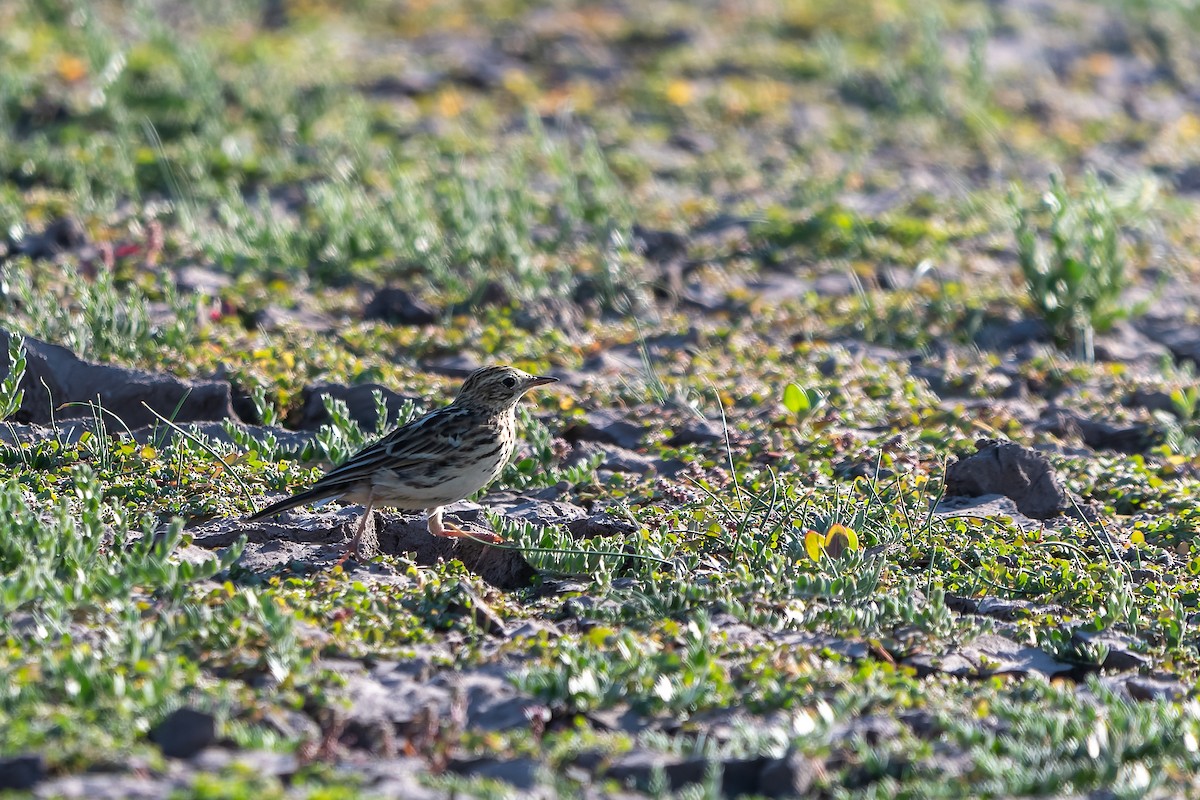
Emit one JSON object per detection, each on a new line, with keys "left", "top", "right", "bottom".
{"left": 364, "top": 286, "right": 439, "bottom": 325}
{"left": 0, "top": 754, "right": 43, "bottom": 790}
{"left": 447, "top": 757, "right": 541, "bottom": 789}
{"left": 561, "top": 409, "right": 645, "bottom": 450}
{"left": 149, "top": 707, "right": 218, "bottom": 758}
{"left": 664, "top": 418, "right": 725, "bottom": 446}
{"left": 758, "top": 748, "right": 820, "bottom": 798}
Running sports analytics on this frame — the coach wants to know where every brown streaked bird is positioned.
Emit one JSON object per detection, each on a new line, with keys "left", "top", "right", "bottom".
{"left": 248, "top": 365, "right": 557, "bottom": 559}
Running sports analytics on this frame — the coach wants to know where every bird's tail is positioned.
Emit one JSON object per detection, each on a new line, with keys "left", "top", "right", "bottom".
{"left": 246, "top": 488, "right": 334, "bottom": 521}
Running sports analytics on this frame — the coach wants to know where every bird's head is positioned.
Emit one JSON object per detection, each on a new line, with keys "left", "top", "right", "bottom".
{"left": 452, "top": 365, "right": 557, "bottom": 412}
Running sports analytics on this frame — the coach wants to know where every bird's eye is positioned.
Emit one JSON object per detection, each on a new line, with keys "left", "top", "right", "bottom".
{"left": 502, "top": 377, "right": 517, "bottom": 388}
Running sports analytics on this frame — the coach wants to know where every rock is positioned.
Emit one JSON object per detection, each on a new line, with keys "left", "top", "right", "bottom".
{"left": 1137, "top": 317, "right": 1200, "bottom": 365}
{"left": 566, "top": 512, "right": 638, "bottom": 539}
{"left": 904, "top": 634, "right": 1074, "bottom": 679}
{"left": 1071, "top": 630, "right": 1151, "bottom": 671}
{"left": 1036, "top": 408, "right": 1162, "bottom": 454}
{"left": 932, "top": 494, "right": 1043, "bottom": 531}
{"left": 0, "top": 330, "right": 236, "bottom": 429}
{"left": 191, "top": 748, "right": 298, "bottom": 778}
{"left": 632, "top": 225, "right": 689, "bottom": 264}
{"left": 377, "top": 509, "right": 535, "bottom": 590}
{"left": 33, "top": 774, "right": 179, "bottom": 799}
{"left": 833, "top": 714, "right": 902, "bottom": 745}
{"left": 1092, "top": 320, "right": 1171, "bottom": 364}
{"left": 0, "top": 754, "right": 43, "bottom": 790}
{"left": 363, "top": 286, "right": 439, "bottom": 325}
{"left": 898, "top": 710, "right": 943, "bottom": 740}
{"left": 758, "top": 748, "right": 820, "bottom": 798}
{"left": 568, "top": 441, "right": 661, "bottom": 475}
{"left": 606, "top": 751, "right": 790, "bottom": 796}
{"left": 423, "top": 354, "right": 484, "bottom": 377}
{"left": 944, "top": 439, "right": 1069, "bottom": 519}
{"left": 665, "top": 417, "right": 725, "bottom": 447}
{"left": 1122, "top": 388, "right": 1177, "bottom": 416}
{"left": 972, "top": 597, "right": 1070, "bottom": 622}
{"left": 353, "top": 758, "right": 444, "bottom": 800}
{"left": 1118, "top": 676, "right": 1185, "bottom": 702}
{"left": 13, "top": 215, "right": 88, "bottom": 260}
{"left": 297, "top": 382, "right": 422, "bottom": 431}
{"left": 149, "top": 707, "right": 219, "bottom": 758}
{"left": 175, "top": 265, "right": 232, "bottom": 295}
{"left": 447, "top": 757, "right": 541, "bottom": 789}
{"left": 974, "top": 318, "right": 1052, "bottom": 351}
{"left": 561, "top": 409, "right": 645, "bottom": 450}
{"left": 251, "top": 304, "right": 333, "bottom": 332}
{"left": 493, "top": 498, "right": 588, "bottom": 528}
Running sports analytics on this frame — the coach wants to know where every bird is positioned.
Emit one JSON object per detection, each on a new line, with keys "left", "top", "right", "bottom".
{"left": 247, "top": 365, "right": 558, "bottom": 559}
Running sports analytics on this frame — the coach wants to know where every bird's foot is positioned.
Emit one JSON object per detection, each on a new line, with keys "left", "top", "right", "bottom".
{"left": 430, "top": 520, "right": 504, "bottom": 544}
{"left": 334, "top": 543, "right": 360, "bottom": 567}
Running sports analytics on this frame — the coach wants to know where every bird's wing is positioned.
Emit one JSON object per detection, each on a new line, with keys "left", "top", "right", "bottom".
{"left": 308, "top": 406, "right": 477, "bottom": 492}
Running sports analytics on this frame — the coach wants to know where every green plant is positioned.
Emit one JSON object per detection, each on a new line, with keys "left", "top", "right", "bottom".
{"left": 1009, "top": 171, "right": 1156, "bottom": 358}
{"left": 0, "top": 333, "right": 26, "bottom": 420}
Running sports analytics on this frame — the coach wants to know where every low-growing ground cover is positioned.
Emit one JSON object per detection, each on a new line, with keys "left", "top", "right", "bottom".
{"left": 4, "top": 0, "right": 1200, "bottom": 797}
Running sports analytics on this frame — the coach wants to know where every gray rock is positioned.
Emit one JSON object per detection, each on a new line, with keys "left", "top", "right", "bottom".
{"left": 149, "top": 707, "right": 218, "bottom": 758}
{"left": 447, "top": 756, "right": 542, "bottom": 789}
{"left": 1092, "top": 320, "right": 1170, "bottom": 364}
{"left": 566, "top": 512, "right": 638, "bottom": 539}
{"left": 905, "top": 634, "right": 1074, "bottom": 679}
{"left": 1118, "top": 676, "right": 1185, "bottom": 702}
{"left": 0, "top": 754, "right": 43, "bottom": 790}
{"left": 665, "top": 417, "right": 725, "bottom": 446}
{"left": 354, "top": 758, "right": 444, "bottom": 799}
{"left": 758, "top": 748, "right": 820, "bottom": 798}
{"left": 364, "top": 286, "right": 439, "bottom": 325}
{"left": 569, "top": 441, "right": 660, "bottom": 475}
{"left": 251, "top": 304, "right": 333, "bottom": 333}
{"left": 34, "top": 774, "right": 178, "bottom": 799}
{"left": 175, "top": 265, "right": 232, "bottom": 295}
{"left": 562, "top": 409, "right": 645, "bottom": 450}
{"left": 0, "top": 330, "right": 236, "bottom": 429}
{"left": 191, "top": 748, "right": 298, "bottom": 777}
{"left": 496, "top": 499, "right": 588, "bottom": 528}
{"left": 944, "top": 439, "right": 1069, "bottom": 519}
{"left": 1072, "top": 630, "right": 1151, "bottom": 671}
{"left": 1036, "top": 408, "right": 1161, "bottom": 455}
{"left": 833, "top": 714, "right": 903, "bottom": 745}
{"left": 14, "top": 216, "right": 87, "bottom": 259}
{"left": 298, "top": 382, "right": 422, "bottom": 431}
{"left": 606, "top": 751, "right": 778, "bottom": 795}
{"left": 933, "top": 494, "right": 1042, "bottom": 532}
{"left": 377, "top": 511, "right": 535, "bottom": 590}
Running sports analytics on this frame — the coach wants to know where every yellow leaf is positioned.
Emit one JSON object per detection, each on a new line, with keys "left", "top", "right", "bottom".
{"left": 804, "top": 529, "right": 824, "bottom": 562}
{"left": 139, "top": 445, "right": 157, "bottom": 460}
{"left": 1130, "top": 530, "right": 1145, "bottom": 546}
{"left": 665, "top": 79, "right": 694, "bottom": 105}
{"left": 824, "top": 524, "right": 859, "bottom": 558}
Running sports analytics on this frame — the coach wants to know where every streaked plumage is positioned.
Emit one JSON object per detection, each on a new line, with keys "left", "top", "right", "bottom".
{"left": 248, "top": 365, "right": 557, "bottom": 558}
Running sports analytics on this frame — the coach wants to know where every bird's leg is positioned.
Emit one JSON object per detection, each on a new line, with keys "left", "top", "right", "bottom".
{"left": 336, "top": 495, "right": 374, "bottom": 565}
{"left": 426, "top": 506, "right": 504, "bottom": 544}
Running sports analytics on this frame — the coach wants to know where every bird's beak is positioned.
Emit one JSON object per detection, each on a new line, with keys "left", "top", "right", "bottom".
{"left": 527, "top": 375, "right": 558, "bottom": 387}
